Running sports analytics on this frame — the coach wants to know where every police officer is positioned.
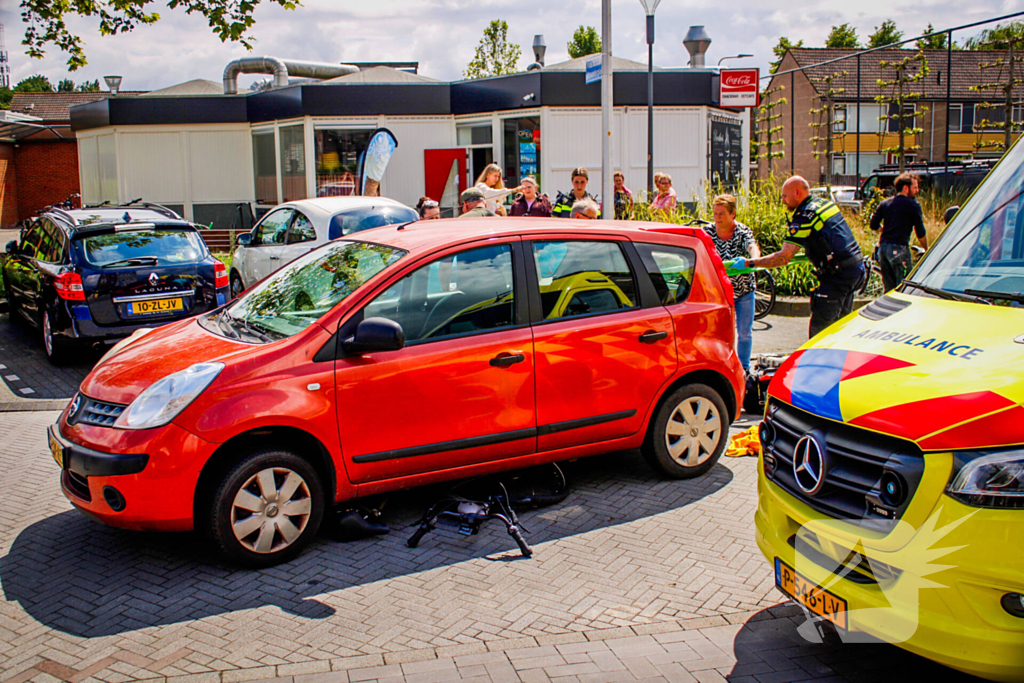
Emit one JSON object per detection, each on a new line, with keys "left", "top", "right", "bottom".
{"left": 736, "top": 176, "right": 865, "bottom": 338}
{"left": 553, "top": 167, "right": 601, "bottom": 218}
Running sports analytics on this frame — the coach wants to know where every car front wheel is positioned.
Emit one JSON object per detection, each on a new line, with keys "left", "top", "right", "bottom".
{"left": 205, "top": 449, "right": 324, "bottom": 567}
{"left": 642, "top": 384, "right": 729, "bottom": 479}
{"left": 230, "top": 271, "right": 245, "bottom": 299}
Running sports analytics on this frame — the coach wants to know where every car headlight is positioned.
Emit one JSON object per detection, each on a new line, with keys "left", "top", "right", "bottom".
{"left": 115, "top": 362, "right": 224, "bottom": 430}
{"left": 947, "top": 449, "right": 1024, "bottom": 509}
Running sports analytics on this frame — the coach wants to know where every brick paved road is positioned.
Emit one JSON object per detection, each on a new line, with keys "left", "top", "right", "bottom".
{"left": 0, "top": 411, "right": 981, "bottom": 683}
{"left": 0, "top": 316, "right": 102, "bottom": 400}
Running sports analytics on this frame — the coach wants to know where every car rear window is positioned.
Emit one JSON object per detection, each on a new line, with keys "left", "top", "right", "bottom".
{"left": 328, "top": 206, "right": 419, "bottom": 240}
{"left": 77, "top": 229, "right": 208, "bottom": 267}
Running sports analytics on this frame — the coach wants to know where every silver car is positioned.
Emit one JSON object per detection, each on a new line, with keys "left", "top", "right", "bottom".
{"left": 229, "top": 197, "right": 417, "bottom": 297}
{"left": 810, "top": 185, "right": 862, "bottom": 213}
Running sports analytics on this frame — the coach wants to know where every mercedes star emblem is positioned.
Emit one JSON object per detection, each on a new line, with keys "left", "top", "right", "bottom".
{"left": 793, "top": 434, "right": 827, "bottom": 496}
{"left": 149, "top": 272, "right": 159, "bottom": 286}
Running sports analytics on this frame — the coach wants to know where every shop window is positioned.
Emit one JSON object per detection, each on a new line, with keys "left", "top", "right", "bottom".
{"left": 279, "top": 124, "right": 306, "bottom": 202}
{"left": 503, "top": 117, "right": 541, "bottom": 190}
{"left": 252, "top": 131, "right": 278, "bottom": 206}
{"left": 457, "top": 124, "right": 492, "bottom": 146}
{"left": 315, "top": 129, "right": 373, "bottom": 197}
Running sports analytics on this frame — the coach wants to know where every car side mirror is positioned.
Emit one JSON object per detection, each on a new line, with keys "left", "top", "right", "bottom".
{"left": 5, "top": 240, "right": 15, "bottom": 255}
{"left": 943, "top": 206, "right": 960, "bottom": 224}
{"left": 342, "top": 317, "right": 405, "bottom": 355}
{"left": 236, "top": 233, "right": 252, "bottom": 247}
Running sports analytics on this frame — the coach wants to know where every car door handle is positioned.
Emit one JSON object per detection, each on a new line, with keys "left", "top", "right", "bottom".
{"left": 489, "top": 352, "right": 525, "bottom": 367}
{"left": 639, "top": 330, "right": 668, "bottom": 344}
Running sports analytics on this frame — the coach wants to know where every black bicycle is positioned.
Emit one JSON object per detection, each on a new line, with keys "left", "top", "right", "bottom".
{"left": 859, "top": 245, "right": 925, "bottom": 298}
{"left": 407, "top": 464, "right": 569, "bottom": 558}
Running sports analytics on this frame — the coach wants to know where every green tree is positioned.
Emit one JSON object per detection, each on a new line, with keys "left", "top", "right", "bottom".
{"left": 970, "top": 28, "right": 1024, "bottom": 153}
{"left": 57, "top": 78, "right": 76, "bottom": 92}
{"left": 20, "top": 0, "right": 299, "bottom": 70}
{"left": 825, "top": 24, "right": 859, "bottom": 48}
{"left": 867, "top": 20, "right": 903, "bottom": 48}
{"left": 567, "top": 26, "right": 602, "bottom": 59}
{"left": 875, "top": 51, "right": 929, "bottom": 171}
{"left": 13, "top": 75, "right": 55, "bottom": 93}
{"left": 963, "top": 21, "right": 1024, "bottom": 50}
{"left": 77, "top": 79, "right": 101, "bottom": 92}
{"left": 0, "top": 88, "right": 13, "bottom": 109}
{"left": 769, "top": 36, "right": 804, "bottom": 74}
{"left": 464, "top": 19, "right": 521, "bottom": 80}
{"left": 916, "top": 24, "right": 948, "bottom": 50}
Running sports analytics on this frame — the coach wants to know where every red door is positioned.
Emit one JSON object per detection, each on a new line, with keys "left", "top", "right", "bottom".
{"left": 424, "top": 149, "right": 467, "bottom": 218}
{"left": 334, "top": 240, "right": 536, "bottom": 484}
{"left": 527, "top": 238, "right": 678, "bottom": 452}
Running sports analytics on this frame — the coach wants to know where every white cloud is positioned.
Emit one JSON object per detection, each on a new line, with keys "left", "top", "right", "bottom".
{"left": 1, "top": 0, "right": 1018, "bottom": 91}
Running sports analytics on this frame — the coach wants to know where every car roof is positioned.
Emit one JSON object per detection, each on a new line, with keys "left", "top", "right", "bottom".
{"left": 344, "top": 217, "right": 694, "bottom": 254}
{"left": 53, "top": 206, "right": 183, "bottom": 227}
{"left": 279, "top": 196, "right": 413, "bottom": 220}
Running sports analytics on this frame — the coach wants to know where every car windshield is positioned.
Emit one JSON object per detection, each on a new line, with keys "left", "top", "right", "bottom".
{"left": 911, "top": 138, "right": 1024, "bottom": 306}
{"left": 77, "top": 229, "right": 207, "bottom": 267}
{"left": 220, "top": 240, "right": 406, "bottom": 340}
{"left": 327, "top": 206, "right": 419, "bottom": 240}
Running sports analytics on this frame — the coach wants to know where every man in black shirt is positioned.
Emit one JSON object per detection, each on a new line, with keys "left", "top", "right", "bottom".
{"left": 870, "top": 173, "right": 929, "bottom": 292}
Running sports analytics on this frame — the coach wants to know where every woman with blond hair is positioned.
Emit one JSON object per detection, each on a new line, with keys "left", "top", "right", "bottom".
{"left": 650, "top": 173, "right": 678, "bottom": 213}
{"left": 474, "top": 163, "right": 522, "bottom": 216}
{"left": 703, "top": 194, "right": 761, "bottom": 373}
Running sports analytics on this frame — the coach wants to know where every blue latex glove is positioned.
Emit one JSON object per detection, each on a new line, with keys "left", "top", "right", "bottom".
{"left": 732, "top": 257, "right": 746, "bottom": 271}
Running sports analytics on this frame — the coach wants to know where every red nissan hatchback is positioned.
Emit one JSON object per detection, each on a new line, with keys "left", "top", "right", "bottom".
{"left": 48, "top": 219, "right": 744, "bottom": 565}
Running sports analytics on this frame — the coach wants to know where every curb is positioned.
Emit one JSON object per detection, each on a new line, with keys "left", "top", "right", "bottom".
{"left": 771, "top": 296, "right": 873, "bottom": 317}
{"left": 0, "top": 399, "right": 68, "bottom": 412}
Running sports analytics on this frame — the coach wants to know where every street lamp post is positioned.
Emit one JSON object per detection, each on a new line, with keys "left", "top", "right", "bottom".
{"left": 639, "top": 0, "right": 660, "bottom": 202}
{"left": 717, "top": 54, "right": 753, "bottom": 67}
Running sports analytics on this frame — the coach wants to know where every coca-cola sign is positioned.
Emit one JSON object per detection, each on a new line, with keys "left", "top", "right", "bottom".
{"left": 719, "top": 68, "right": 759, "bottom": 108}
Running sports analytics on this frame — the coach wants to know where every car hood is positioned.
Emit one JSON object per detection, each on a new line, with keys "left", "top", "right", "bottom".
{"left": 768, "top": 292, "right": 1024, "bottom": 451}
{"left": 79, "top": 318, "right": 253, "bottom": 405}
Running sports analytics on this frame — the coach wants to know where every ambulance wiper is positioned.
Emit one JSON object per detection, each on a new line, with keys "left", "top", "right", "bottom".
{"left": 963, "top": 288, "right": 1024, "bottom": 304}
{"left": 903, "top": 280, "right": 990, "bottom": 304}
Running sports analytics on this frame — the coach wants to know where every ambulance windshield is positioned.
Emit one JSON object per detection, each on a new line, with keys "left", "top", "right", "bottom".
{"left": 912, "top": 138, "right": 1024, "bottom": 305}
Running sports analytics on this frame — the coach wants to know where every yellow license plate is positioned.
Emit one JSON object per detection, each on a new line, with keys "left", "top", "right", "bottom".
{"left": 775, "top": 558, "right": 848, "bottom": 630}
{"left": 129, "top": 298, "right": 183, "bottom": 315}
{"left": 48, "top": 431, "right": 64, "bottom": 468}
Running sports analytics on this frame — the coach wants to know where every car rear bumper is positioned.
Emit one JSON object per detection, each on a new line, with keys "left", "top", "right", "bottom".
{"left": 60, "top": 288, "right": 227, "bottom": 343}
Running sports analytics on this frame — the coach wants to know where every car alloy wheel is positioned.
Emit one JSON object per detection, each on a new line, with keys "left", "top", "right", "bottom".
{"left": 43, "top": 311, "right": 54, "bottom": 357}
{"left": 642, "top": 383, "right": 729, "bottom": 479}
{"left": 230, "top": 466, "right": 313, "bottom": 554}
{"left": 665, "top": 396, "right": 722, "bottom": 467}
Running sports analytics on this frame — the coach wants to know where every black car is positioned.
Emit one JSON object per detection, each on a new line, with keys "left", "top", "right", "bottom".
{"left": 3, "top": 204, "right": 229, "bottom": 364}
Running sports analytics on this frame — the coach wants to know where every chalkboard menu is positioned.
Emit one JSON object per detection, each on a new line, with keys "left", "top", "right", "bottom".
{"left": 710, "top": 120, "right": 743, "bottom": 190}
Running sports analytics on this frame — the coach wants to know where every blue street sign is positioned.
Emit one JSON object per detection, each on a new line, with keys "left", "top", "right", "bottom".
{"left": 585, "top": 56, "right": 601, "bottom": 84}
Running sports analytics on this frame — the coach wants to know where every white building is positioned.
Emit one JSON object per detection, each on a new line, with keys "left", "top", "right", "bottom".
{"left": 71, "top": 56, "right": 748, "bottom": 223}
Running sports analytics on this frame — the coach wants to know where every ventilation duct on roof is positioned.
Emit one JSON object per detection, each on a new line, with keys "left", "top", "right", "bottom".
{"left": 222, "top": 57, "right": 360, "bottom": 94}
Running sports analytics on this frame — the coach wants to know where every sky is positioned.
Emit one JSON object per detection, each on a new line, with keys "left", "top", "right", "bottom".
{"left": 1, "top": 0, "right": 1021, "bottom": 93}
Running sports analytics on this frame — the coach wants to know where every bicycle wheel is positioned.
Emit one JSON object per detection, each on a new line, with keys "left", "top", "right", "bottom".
{"left": 753, "top": 270, "right": 776, "bottom": 320}
{"left": 858, "top": 265, "right": 884, "bottom": 299}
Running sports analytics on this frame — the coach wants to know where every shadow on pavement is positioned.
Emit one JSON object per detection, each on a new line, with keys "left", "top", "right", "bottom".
{"left": 725, "top": 607, "right": 988, "bottom": 681}
{"left": 1, "top": 450, "right": 733, "bottom": 638}
{"left": 0, "top": 315, "right": 104, "bottom": 399}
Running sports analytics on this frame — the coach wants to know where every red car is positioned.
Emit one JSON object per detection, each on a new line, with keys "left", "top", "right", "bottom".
{"left": 48, "top": 219, "right": 744, "bottom": 566}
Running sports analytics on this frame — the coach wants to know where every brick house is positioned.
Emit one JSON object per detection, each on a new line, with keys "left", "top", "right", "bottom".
{"left": 756, "top": 47, "right": 1024, "bottom": 184}
{"left": 0, "top": 92, "right": 139, "bottom": 227}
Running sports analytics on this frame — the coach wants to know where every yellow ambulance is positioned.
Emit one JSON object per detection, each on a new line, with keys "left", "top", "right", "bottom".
{"left": 756, "top": 140, "right": 1024, "bottom": 681}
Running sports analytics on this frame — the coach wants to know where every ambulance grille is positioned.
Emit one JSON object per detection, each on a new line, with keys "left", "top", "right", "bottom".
{"left": 859, "top": 295, "right": 911, "bottom": 321}
{"left": 761, "top": 400, "right": 925, "bottom": 531}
